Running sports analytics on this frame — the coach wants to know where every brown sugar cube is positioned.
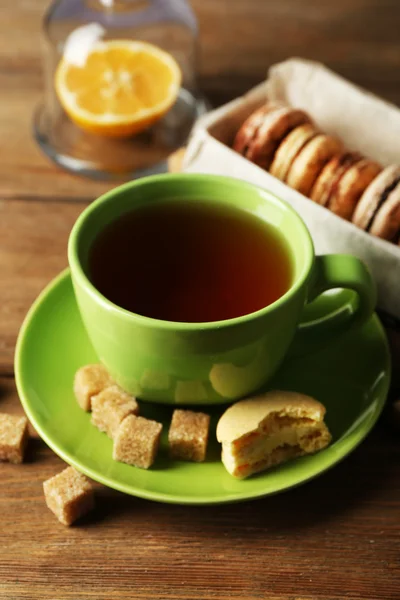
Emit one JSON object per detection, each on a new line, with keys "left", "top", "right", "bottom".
{"left": 0, "top": 413, "right": 29, "bottom": 464}
{"left": 73, "top": 364, "right": 114, "bottom": 411}
{"left": 43, "top": 466, "right": 94, "bottom": 526}
{"left": 168, "top": 409, "right": 210, "bottom": 462}
{"left": 113, "top": 415, "right": 162, "bottom": 469}
{"left": 91, "top": 385, "right": 139, "bottom": 439}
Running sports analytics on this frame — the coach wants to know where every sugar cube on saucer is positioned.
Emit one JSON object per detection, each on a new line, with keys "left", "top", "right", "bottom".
{"left": 43, "top": 466, "right": 94, "bottom": 526}
{"left": 91, "top": 385, "right": 139, "bottom": 439}
{"left": 113, "top": 415, "right": 162, "bottom": 469}
{"left": 0, "top": 413, "right": 29, "bottom": 464}
{"left": 74, "top": 364, "right": 114, "bottom": 411}
{"left": 168, "top": 409, "right": 210, "bottom": 462}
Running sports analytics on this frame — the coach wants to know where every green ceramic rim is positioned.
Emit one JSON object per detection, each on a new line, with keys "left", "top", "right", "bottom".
{"left": 68, "top": 173, "right": 314, "bottom": 331}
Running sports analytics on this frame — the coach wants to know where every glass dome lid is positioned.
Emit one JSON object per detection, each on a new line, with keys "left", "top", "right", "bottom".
{"left": 34, "top": 0, "right": 208, "bottom": 180}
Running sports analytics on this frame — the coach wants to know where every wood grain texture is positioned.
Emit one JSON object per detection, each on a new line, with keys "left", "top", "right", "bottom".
{"left": 196, "top": 0, "right": 400, "bottom": 106}
{"left": 1, "top": 377, "right": 399, "bottom": 600}
{"left": 0, "top": 199, "right": 86, "bottom": 373}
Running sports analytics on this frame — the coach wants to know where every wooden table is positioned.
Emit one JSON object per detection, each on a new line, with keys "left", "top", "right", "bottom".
{"left": 1, "top": 1, "right": 399, "bottom": 598}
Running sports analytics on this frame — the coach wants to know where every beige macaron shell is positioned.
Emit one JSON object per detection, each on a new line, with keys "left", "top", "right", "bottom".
{"left": 369, "top": 183, "right": 400, "bottom": 240}
{"left": 286, "top": 135, "right": 343, "bottom": 197}
{"left": 328, "top": 159, "right": 382, "bottom": 220}
{"left": 269, "top": 123, "right": 319, "bottom": 181}
{"left": 216, "top": 390, "right": 326, "bottom": 444}
{"left": 310, "top": 152, "right": 362, "bottom": 206}
{"left": 246, "top": 107, "right": 311, "bottom": 170}
{"left": 310, "top": 155, "right": 342, "bottom": 205}
{"left": 352, "top": 165, "right": 400, "bottom": 230}
{"left": 233, "top": 103, "right": 281, "bottom": 155}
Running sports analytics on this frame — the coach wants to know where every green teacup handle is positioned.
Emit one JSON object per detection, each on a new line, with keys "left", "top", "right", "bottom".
{"left": 293, "top": 254, "right": 376, "bottom": 354}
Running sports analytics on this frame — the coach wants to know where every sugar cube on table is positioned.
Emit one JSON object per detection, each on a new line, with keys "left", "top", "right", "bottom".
{"left": 0, "top": 413, "right": 29, "bottom": 464}
{"left": 43, "top": 466, "right": 94, "bottom": 526}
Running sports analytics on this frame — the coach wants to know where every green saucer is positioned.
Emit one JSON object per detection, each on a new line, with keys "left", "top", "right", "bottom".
{"left": 15, "top": 269, "right": 390, "bottom": 504}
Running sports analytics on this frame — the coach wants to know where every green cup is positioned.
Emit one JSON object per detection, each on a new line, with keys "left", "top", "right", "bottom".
{"left": 68, "top": 174, "right": 376, "bottom": 405}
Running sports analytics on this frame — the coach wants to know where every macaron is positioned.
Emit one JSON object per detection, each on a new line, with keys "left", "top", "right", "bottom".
{"left": 352, "top": 165, "right": 400, "bottom": 231}
{"left": 233, "top": 103, "right": 282, "bottom": 155}
{"left": 310, "top": 152, "right": 363, "bottom": 206}
{"left": 216, "top": 390, "right": 331, "bottom": 479}
{"left": 369, "top": 182, "right": 400, "bottom": 241}
{"left": 246, "top": 106, "right": 312, "bottom": 170}
{"left": 328, "top": 159, "right": 382, "bottom": 220}
{"left": 269, "top": 123, "right": 319, "bottom": 181}
{"left": 286, "top": 134, "right": 343, "bottom": 197}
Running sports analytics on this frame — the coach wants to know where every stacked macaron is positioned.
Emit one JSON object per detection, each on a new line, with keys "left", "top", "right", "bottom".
{"left": 352, "top": 166, "right": 400, "bottom": 243}
{"left": 233, "top": 103, "right": 400, "bottom": 246}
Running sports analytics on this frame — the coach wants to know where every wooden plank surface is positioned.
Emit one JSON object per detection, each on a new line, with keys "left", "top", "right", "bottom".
{"left": 0, "top": 199, "right": 86, "bottom": 373}
{"left": 0, "top": 376, "right": 399, "bottom": 600}
{"left": 1, "top": 1, "right": 400, "bottom": 599}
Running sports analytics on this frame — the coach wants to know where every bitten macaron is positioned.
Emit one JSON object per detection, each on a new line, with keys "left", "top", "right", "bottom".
{"left": 216, "top": 390, "right": 331, "bottom": 479}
